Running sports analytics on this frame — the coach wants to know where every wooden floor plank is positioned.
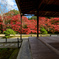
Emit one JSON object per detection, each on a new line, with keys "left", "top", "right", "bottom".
{"left": 29, "top": 37, "right": 59, "bottom": 59}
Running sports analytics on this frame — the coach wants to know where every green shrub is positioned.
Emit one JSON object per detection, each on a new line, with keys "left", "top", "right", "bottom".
{"left": 40, "top": 27, "right": 48, "bottom": 34}
{"left": 4, "top": 29, "right": 16, "bottom": 38}
{"left": 0, "top": 48, "right": 7, "bottom": 52}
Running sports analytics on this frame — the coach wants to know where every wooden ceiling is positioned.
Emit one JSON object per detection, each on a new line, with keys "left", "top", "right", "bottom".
{"left": 15, "top": 0, "right": 59, "bottom": 17}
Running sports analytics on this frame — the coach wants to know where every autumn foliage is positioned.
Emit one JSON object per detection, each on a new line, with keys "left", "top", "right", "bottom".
{"left": 0, "top": 14, "right": 59, "bottom": 34}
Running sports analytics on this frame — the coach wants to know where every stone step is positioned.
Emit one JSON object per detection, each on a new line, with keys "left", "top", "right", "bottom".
{"left": 17, "top": 40, "right": 32, "bottom": 59}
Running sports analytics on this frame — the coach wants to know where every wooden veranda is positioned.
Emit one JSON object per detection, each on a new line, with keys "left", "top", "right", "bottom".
{"left": 15, "top": 0, "right": 59, "bottom": 59}
{"left": 15, "top": 0, "right": 59, "bottom": 38}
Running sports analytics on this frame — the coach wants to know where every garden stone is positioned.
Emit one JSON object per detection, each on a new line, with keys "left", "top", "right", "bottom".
{"left": 0, "top": 44, "right": 3, "bottom": 46}
{"left": 51, "top": 35, "right": 57, "bottom": 37}
{"left": 10, "top": 44, "right": 14, "bottom": 46}
{"left": 5, "top": 44, "right": 9, "bottom": 46}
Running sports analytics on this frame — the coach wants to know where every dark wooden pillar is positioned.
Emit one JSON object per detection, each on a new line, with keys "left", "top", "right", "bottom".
{"left": 37, "top": 9, "right": 39, "bottom": 38}
{"left": 37, "top": 11, "right": 39, "bottom": 37}
{"left": 20, "top": 14, "right": 22, "bottom": 41}
{"left": 36, "top": 0, "right": 39, "bottom": 38}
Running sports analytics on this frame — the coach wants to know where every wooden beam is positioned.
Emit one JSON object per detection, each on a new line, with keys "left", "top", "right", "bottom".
{"left": 39, "top": 4, "right": 59, "bottom": 12}
{"left": 15, "top": 0, "right": 22, "bottom": 13}
{"left": 38, "top": 0, "right": 44, "bottom": 9}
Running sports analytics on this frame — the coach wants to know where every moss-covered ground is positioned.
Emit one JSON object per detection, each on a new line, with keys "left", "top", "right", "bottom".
{"left": 0, "top": 48, "right": 19, "bottom": 59}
